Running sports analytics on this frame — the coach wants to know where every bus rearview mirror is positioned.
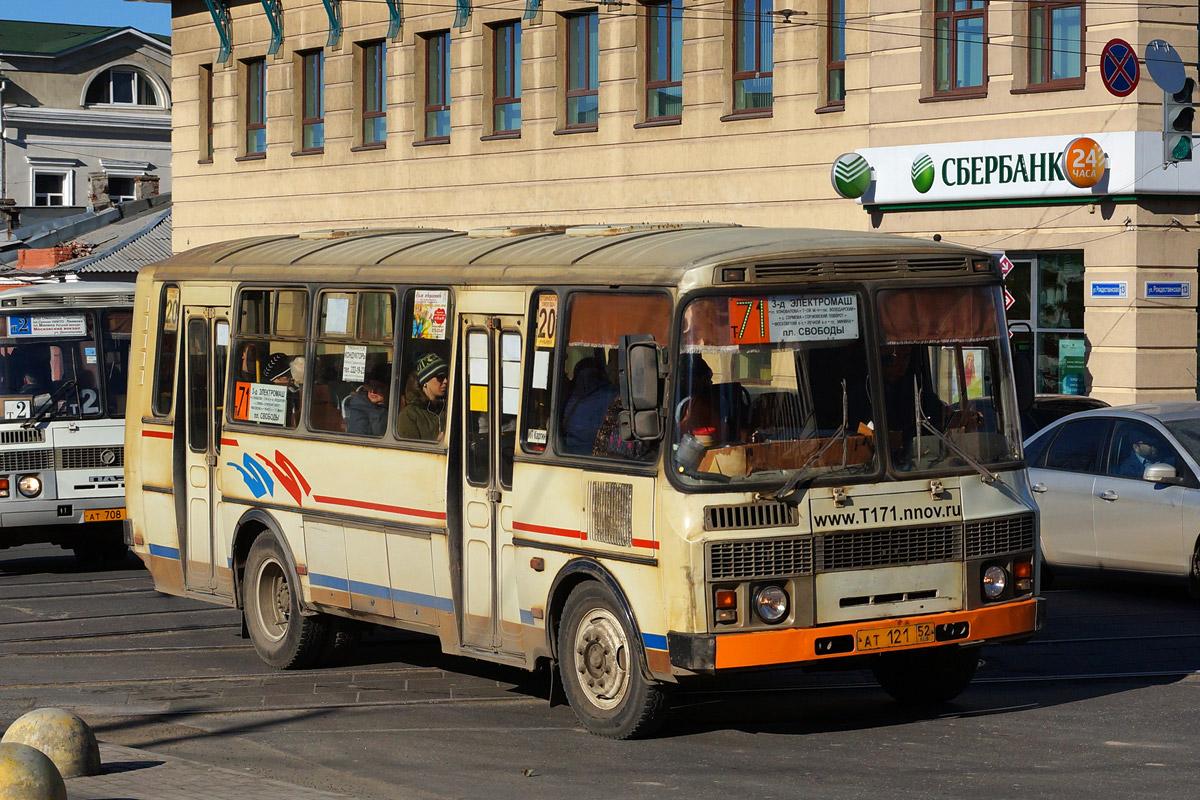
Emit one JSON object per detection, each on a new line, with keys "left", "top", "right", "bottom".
{"left": 618, "top": 335, "right": 664, "bottom": 441}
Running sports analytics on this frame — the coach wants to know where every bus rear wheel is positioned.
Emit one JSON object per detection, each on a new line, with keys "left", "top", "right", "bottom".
{"left": 870, "top": 645, "right": 980, "bottom": 705}
{"left": 243, "top": 533, "right": 329, "bottom": 669}
{"left": 557, "top": 582, "right": 667, "bottom": 739}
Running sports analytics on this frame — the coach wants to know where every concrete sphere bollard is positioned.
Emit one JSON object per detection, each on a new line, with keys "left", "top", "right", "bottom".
{"left": 0, "top": 742, "right": 67, "bottom": 800}
{"left": 1, "top": 709, "right": 100, "bottom": 779}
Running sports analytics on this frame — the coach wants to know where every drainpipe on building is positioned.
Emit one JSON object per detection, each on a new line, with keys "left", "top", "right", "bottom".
{"left": 0, "top": 71, "right": 7, "bottom": 210}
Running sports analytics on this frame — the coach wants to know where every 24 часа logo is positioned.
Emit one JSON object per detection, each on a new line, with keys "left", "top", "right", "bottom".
{"left": 910, "top": 153, "right": 935, "bottom": 194}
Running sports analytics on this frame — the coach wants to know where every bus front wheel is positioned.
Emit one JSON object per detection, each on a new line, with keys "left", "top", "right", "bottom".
{"left": 870, "top": 644, "right": 980, "bottom": 705}
{"left": 243, "top": 533, "right": 329, "bottom": 669}
{"left": 557, "top": 582, "right": 667, "bottom": 739}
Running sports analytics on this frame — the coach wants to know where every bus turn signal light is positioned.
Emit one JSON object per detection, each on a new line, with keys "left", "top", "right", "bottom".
{"left": 715, "top": 589, "right": 738, "bottom": 624}
{"left": 0, "top": 477, "right": 8, "bottom": 498}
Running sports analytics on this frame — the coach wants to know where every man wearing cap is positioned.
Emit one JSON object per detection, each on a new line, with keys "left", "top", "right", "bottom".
{"left": 263, "top": 352, "right": 301, "bottom": 426}
{"left": 398, "top": 353, "right": 448, "bottom": 441}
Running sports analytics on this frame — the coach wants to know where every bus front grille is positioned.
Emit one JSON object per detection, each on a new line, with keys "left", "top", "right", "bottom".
{"left": 965, "top": 513, "right": 1035, "bottom": 558}
{"left": 704, "top": 501, "right": 798, "bottom": 531}
{"left": 58, "top": 446, "right": 125, "bottom": 470}
{"left": 708, "top": 538, "right": 814, "bottom": 580}
{"left": 0, "top": 449, "right": 54, "bottom": 472}
{"left": 0, "top": 429, "right": 46, "bottom": 445}
{"left": 815, "top": 523, "right": 962, "bottom": 572}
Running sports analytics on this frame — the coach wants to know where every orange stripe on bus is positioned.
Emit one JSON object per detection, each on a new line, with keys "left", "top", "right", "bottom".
{"left": 714, "top": 599, "right": 1040, "bottom": 670}
{"left": 513, "top": 520, "right": 583, "bottom": 540}
{"left": 311, "top": 494, "right": 447, "bottom": 521}
{"left": 631, "top": 538, "right": 659, "bottom": 550}
{"left": 142, "top": 430, "right": 173, "bottom": 440}
{"left": 220, "top": 438, "right": 239, "bottom": 447}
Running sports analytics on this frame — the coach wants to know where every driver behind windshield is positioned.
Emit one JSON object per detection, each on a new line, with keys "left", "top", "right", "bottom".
{"left": 880, "top": 343, "right": 948, "bottom": 464}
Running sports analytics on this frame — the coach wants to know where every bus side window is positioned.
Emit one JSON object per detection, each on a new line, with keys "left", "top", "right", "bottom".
{"left": 230, "top": 288, "right": 308, "bottom": 430}
{"left": 397, "top": 288, "right": 452, "bottom": 443}
{"left": 152, "top": 285, "right": 180, "bottom": 416}
{"left": 312, "top": 290, "right": 396, "bottom": 437}
{"left": 521, "top": 291, "right": 557, "bottom": 453}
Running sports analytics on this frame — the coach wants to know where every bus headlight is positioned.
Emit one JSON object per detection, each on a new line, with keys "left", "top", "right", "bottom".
{"left": 753, "top": 585, "right": 789, "bottom": 624}
{"left": 17, "top": 474, "right": 42, "bottom": 498}
{"left": 982, "top": 565, "right": 1008, "bottom": 599}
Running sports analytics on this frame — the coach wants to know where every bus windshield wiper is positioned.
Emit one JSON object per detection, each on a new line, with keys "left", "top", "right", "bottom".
{"left": 22, "top": 380, "right": 77, "bottom": 429}
{"left": 913, "top": 382, "right": 999, "bottom": 484}
{"left": 773, "top": 380, "right": 849, "bottom": 501}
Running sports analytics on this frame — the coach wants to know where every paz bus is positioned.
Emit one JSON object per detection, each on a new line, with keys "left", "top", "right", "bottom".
{"left": 0, "top": 281, "right": 135, "bottom": 561}
{"left": 124, "top": 225, "right": 1043, "bottom": 738}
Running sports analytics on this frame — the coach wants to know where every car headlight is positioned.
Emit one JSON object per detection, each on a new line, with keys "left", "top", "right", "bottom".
{"left": 982, "top": 565, "right": 1008, "bottom": 599}
{"left": 753, "top": 585, "right": 789, "bottom": 623}
{"left": 17, "top": 474, "right": 42, "bottom": 498}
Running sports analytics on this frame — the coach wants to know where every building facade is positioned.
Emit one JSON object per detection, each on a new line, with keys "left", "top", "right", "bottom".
{"left": 0, "top": 20, "right": 172, "bottom": 229}
{"left": 165, "top": 0, "right": 1198, "bottom": 403}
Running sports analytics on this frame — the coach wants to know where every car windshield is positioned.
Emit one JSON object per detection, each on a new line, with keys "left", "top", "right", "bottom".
{"left": 1161, "top": 417, "right": 1200, "bottom": 466}
{"left": 877, "top": 286, "right": 1021, "bottom": 473}
{"left": 673, "top": 291, "right": 878, "bottom": 487}
{"left": 0, "top": 312, "right": 105, "bottom": 423}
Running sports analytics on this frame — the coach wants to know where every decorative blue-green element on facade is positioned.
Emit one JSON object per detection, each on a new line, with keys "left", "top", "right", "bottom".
{"left": 385, "top": 0, "right": 403, "bottom": 39}
{"left": 454, "top": 0, "right": 471, "bottom": 29}
{"left": 203, "top": 0, "right": 232, "bottom": 64}
{"left": 831, "top": 153, "right": 873, "bottom": 199}
{"left": 523, "top": 0, "right": 541, "bottom": 21}
{"left": 321, "top": 0, "right": 342, "bottom": 48}
{"left": 911, "top": 153, "right": 935, "bottom": 193}
{"left": 259, "top": 0, "right": 283, "bottom": 56}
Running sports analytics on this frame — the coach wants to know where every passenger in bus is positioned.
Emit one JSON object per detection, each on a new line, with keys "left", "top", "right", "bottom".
{"left": 561, "top": 356, "right": 616, "bottom": 455}
{"left": 344, "top": 379, "right": 388, "bottom": 436}
{"left": 676, "top": 353, "right": 719, "bottom": 441}
{"left": 263, "top": 352, "right": 301, "bottom": 427}
{"left": 397, "top": 353, "right": 448, "bottom": 441}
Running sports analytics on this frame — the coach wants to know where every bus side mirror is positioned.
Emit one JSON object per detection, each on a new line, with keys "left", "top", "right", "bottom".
{"left": 618, "top": 334, "right": 664, "bottom": 441}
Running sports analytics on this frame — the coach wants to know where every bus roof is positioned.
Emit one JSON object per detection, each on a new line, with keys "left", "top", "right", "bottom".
{"left": 143, "top": 225, "right": 988, "bottom": 288}
{"left": 0, "top": 281, "right": 137, "bottom": 308}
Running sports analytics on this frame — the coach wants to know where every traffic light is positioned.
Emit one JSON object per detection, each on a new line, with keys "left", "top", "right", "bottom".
{"left": 1163, "top": 76, "right": 1195, "bottom": 163}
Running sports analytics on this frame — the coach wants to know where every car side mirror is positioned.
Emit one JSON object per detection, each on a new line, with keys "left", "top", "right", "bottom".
{"left": 617, "top": 334, "right": 664, "bottom": 441}
{"left": 1143, "top": 462, "right": 1182, "bottom": 484}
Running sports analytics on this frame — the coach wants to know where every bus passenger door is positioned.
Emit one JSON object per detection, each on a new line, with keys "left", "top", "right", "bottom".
{"left": 180, "top": 309, "right": 229, "bottom": 594}
{"left": 459, "top": 315, "right": 524, "bottom": 655}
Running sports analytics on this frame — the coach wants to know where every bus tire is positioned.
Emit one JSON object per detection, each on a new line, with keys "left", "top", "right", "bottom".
{"left": 243, "top": 533, "right": 329, "bottom": 669}
{"left": 870, "top": 644, "right": 980, "bottom": 705}
{"left": 557, "top": 582, "right": 667, "bottom": 739}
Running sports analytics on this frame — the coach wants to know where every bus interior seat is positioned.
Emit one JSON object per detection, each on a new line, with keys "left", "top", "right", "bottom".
{"left": 750, "top": 391, "right": 805, "bottom": 439}
{"left": 312, "top": 384, "right": 346, "bottom": 432}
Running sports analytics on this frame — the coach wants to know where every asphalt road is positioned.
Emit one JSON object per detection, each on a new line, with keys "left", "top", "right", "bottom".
{"left": 2, "top": 542, "right": 1199, "bottom": 799}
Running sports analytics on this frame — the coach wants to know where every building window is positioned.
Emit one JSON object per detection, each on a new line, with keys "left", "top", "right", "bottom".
{"left": 1004, "top": 252, "right": 1086, "bottom": 394}
{"left": 108, "top": 176, "right": 136, "bottom": 203}
{"left": 84, "top": 67, "right": 163, "bottom": 106}
{"left": 935, "top": 0, "right": 987, "bottom": 94}
{"left": 733, "top": 0, "right": 773, "bottom": 112}
{"left": 566, "top": 12, "right": 599, "bottom": 128}
{"left": 361, "top": 41, "right": 387, "bottom": 146}
{"left": 827, "top": 0, "right": 846, "bottom": 105}
{"left": 424, "top": 32, "right": 451, "bottom": 141}
{"left": 300, "top": 50, "right": 325, "bottom": 151}
{"left": 1029, "top": 1, "right": 1083, "bottom": 87}
{"left": 32, "top": 171, "right": 70, "bottom": 206}
{"left": 245, "top": 58, "right": 267, "bottom": 156}
{"left": 644, "top": 0, "right": 683, "bottom": 121}
{"left": 199, "top": 63, "right": 214, "bottom": 161}
{"left": 493, "top": 22, "right": 522, "bottom": 134}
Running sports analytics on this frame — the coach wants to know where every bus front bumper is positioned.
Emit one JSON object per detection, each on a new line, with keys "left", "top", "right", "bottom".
{"left": 668, "top": 597, "right": 1044, "bottom": 673}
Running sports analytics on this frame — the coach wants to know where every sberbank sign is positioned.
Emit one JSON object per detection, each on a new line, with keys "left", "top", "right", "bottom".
{"left": 834, "top": 132, "right": 1138, "bottom": 206}
{"left": 940, "top": 151, "right": 1066, "bottom": 187}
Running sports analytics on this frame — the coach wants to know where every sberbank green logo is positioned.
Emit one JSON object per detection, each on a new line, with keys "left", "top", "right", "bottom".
{"left": 831, "top": 153, "right": 872, "bottom": 199}
{"left": 911, "top": 153, "right": 935, "bottom": 193}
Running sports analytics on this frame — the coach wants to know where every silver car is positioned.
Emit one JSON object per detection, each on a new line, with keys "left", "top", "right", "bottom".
{"left": 1023, "top": 402, "right": 1200, "bottom": 596}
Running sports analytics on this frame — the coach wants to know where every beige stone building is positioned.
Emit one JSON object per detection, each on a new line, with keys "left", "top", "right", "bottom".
{"left": 158, "top": 0, "right": 1198, "bottom": 402}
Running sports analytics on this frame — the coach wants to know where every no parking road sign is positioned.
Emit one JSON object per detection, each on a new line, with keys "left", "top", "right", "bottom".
{"left": 1101, "top": 39, "right": 1139, "bottom": 97}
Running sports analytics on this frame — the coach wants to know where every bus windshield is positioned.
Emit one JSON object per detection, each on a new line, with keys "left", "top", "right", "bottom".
{"left": 0, "top": 312, "right": 106, "bottom": 422}
{"left": 672, "top": 285, "right": 1021, "bottom": 487}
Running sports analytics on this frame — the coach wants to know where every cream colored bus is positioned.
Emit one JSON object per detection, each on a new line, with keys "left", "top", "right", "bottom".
{"left": 125, "top": 225, "right": 1043, "bottom": 738}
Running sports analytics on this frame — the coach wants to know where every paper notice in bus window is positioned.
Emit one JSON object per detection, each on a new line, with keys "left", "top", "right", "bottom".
{"left": 729, "top": 294, "right": 859, "bottom": 344}
{"left": 233, "top": 382, "right": 252, "bottom": 420}
{"left": 503, "top": 387, "right": 519, "bottom": 415}
{"left": 85, "top": 346, "right": 97, "bottom": 364}
{"left": 535, "top": 294, "right": 557, "bottom": 348}
{"left": 528, "top": 428, "right": 548, "bottom": 445}
{"left": 247, "top": 383, "right": 289, "bottom": 425}
{"left": 532, "top": 350, "right": 550, "bottom": 389}
{"left": 342, "top": 345, "right": 366, "bottom": 382}
{"left": 163, "top": 287, "right": 180, "bottom": 333}
{"left": 412, "top": 290, "right": 448, "bottom": 340}
{"left": 3, "top": 399, "right": 30, "bottom": 420}
{"left": 325, "top": 297, "right": 350, "bottom": 335}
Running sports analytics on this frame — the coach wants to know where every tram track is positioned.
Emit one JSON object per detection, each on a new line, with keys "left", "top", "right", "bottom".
{"left": 0, "top": 621, "right": 240, "bottom": 645}
{"left": 0, "top": 605, "right": 234, "bottom": 627}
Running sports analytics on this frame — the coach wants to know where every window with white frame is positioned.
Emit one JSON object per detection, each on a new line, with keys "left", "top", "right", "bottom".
{"left": 32, "top": 171, "right": 71, "bottom": 206}
{"left": 107, "top": 176, "right": 136, "bottom": 203}
{"left": 85, "top": 67, "right": 164, "bottom": 107}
